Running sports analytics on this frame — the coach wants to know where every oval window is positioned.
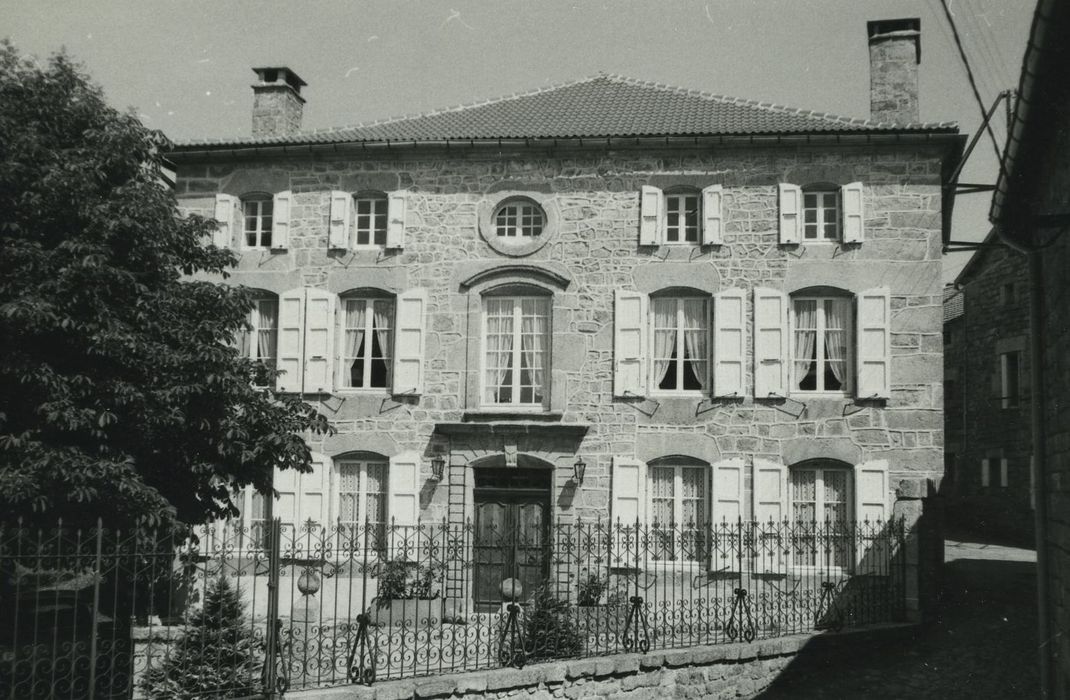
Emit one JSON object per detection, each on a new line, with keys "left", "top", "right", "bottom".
{"left": 493, "top": 201, "right": 545, "bottom": 238}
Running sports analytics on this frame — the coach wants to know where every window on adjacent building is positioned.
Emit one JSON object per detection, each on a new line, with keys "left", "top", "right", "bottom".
{"left": 342, "top": 297, "right": 394, "bottom": 389}
{"left": 484, "top": 296, "right": 550, "bottom": 406}
{"left": 648, "top": 459, "right": 707, "bottom": 562}
{"left": 802, "top": 190, "right": 839, "bottom": 241}
{"left": 792, "top": 297, "right": 851, "bottom": 393}
{"left": 790, "top": 462, "right": 852, "bottom": 569}
{"left": 1001, "top": 283, "right": 1015, "bottom": 307}
{"left": 1000, "top": 351, "right": 1021, "bottom": 409}
{"left": 651, "top": 297, "right": 709, "bottom": 393}
{"left": 239, "top": 296, "right": 278, "bottom": 387}
{"left": 664, "top": 192, "right": 701, "bottom": 244}
{"left": 355, "top": 194, "right": 388, "bottom": 247}
{"left": 494, "top": 200, "right": 544, "bottom": 238}
{"left": 242, "top": 195, "right": 274, "bottom": 248}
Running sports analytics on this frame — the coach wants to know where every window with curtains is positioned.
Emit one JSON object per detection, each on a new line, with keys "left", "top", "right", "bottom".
{"left": 651, "top": 296, "right": 709, "bottom": 393}
{"left": 341, "top": 297, "right": 394, "bottom": 389}
{"left": 242, "top": 194, "right": 274, "bottom": 248}
{"left": 790, "top": 461, "right": 852, "bottom": 569}
{"left": 483, "top": 295, "right": 550, "bottom": 406}
{"left": 664, "top": 192, "right": 701, "bottom": 244}
{"left": 355, "top": 194, "right": 388, "bottom": 247}
{"left": 648, "top": 459, "right": 708, "bottom": 562}
{"left": 240, "top": 297, "right": 278, "bottom": 387}
{"left": 336, "top": 457, "right": 388, "bottom": 543}
{"left": 792, "top": 296, "right": 851, "bottom": 393}
{"left": 802, "top": 189, "right": 839, "bottom": 241}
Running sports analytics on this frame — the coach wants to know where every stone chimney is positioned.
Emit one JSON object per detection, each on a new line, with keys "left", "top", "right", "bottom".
{"left": 251, "top": 67, "right": 306, "bottom": 138}
{"left": 867, "top": 18, "right": 921, "bottom": 124}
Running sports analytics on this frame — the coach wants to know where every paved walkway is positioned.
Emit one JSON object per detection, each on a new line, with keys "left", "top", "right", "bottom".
{"left": 757, "top": 539, "right": 1039, "bottom": 699}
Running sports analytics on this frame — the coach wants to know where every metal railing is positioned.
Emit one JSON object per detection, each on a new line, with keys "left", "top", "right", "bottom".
{"left": 0, "top": 518, "right": 905, "bottom": 698}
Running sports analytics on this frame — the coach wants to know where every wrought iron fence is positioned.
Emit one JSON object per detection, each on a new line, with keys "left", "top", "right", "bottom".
{"left": 0, "top": 517, "right": 905, "bottom": 698}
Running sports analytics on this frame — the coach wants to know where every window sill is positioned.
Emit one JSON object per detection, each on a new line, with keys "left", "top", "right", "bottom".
{"left": 463, "top": 409, "right": 563, "bottom": 422}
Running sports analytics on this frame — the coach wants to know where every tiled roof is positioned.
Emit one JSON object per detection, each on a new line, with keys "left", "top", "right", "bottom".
{"left": 176, "top": 74, "right": 958, "bottom": 149}
{"left": 944, "top": 286, "right": 964, "bottom": 323}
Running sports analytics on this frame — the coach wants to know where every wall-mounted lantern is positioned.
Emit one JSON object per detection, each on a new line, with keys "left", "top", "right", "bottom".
{"left": 573, "top": 457, "right": 586, "bottom": 484}
{"left": 430, "top": 455, "right": 446, "bottom": 481}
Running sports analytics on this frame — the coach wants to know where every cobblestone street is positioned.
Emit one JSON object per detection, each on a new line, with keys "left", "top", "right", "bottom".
{"left": 759, "top": 540, "right": 1039, "bottom": 699}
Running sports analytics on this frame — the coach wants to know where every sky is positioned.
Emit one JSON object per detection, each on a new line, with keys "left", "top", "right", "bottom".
{"left": 2, "top": 0, "right": 1035, "bottom": 283}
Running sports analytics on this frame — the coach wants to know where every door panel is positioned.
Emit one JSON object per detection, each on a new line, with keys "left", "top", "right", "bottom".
{"left": 473, "top": 490, "right": 550, "bottom": 608}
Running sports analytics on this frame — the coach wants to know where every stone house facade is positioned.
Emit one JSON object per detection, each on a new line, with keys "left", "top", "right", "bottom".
{"left": 168, "top": 19, "right": 962, "bottom": 619}
{"left": 988, "top": 0, "right": 1070, "bottom": 694}
{"left": 943, "top": 238, "right": 1034, "bottom": 544}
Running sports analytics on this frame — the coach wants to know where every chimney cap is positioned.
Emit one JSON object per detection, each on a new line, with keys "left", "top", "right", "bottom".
{"left": 867, "top": 18, "right": 921, "bottom": 63}
{"left": 252, "top": 66, "right": 307, "bottom": 93}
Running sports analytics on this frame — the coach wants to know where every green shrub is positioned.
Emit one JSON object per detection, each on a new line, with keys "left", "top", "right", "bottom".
{"left": 141, "top": 576, "right": 260, "bottom": 699}
{"left": 375, "top": 560, "right": 440, "bottom": 606}
{"left": 523, "top": 583, "right": 584, "bottom": 661}
{"left": 576, "top": 572, "right": 608, "bottom": 606}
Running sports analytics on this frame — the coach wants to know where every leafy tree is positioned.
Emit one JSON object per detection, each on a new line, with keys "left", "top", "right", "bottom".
{"left": 141, "top": 575, "right": 261, "bottom": 698}
{"left": 0, "top": 42, "right": 330, "bottom": 534}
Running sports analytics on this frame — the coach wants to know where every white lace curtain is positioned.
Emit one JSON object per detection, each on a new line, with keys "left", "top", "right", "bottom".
{"left": 256, "top": 301, "right": 278, "bottom": 363}
{"left": 824, "top": 300, "right": 847, "bottom": 386}
{"left": 520, "top": 304, "right": 546, "bottom": 399}
{"left": 682, "top": 299, "right": 707, "bottom": 390}
{"left": 794, "top": 300, "right": 817, "bottom": 388}
{"left": 653, "top": 300, "right": 675, "bottom": 386}
{"left": 345, "top": 301, "right": 367, "bottom": 362}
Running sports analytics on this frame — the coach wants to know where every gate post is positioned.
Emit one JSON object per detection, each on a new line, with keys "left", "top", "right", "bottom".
{"left": 263, "top": 517, "right": 282, "bottom": 698}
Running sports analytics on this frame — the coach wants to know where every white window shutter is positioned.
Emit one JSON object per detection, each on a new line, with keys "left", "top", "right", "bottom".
{"left": 778, "top": 184, "right": 801, "bottom": 244}
{"left": 713, "top": 288, "right": 745, "bottom": 398}
{"left": 328, "top": 191, "right": 352, "bottom": 249}
{"left": 754, "top": 287, "right": 789, "bottom": 398}
{"left": 300, "top": 453, "right": 330, "bottom": 531}
{"left": 701, "top": 184, "right": 724, "bottom": 245}
{"left": 613, "top": 289, "right": 648, "bottom": 397}
{"left": 393, "top": 288, "right": 427, "bottom": 395}
{"left": 386, "top": 191, "right": 407, "bottom": 248}
{"left": 273, "top": 467, "right": 300, "bottom": 535}
{"left": 856, "top": 287, "right": 891, "bottom": 399}
{"left": 388, "top": 451, "right": 422, "bottom": 558}
{"left": 853, "top": 459, "right": 890, "bottom": 574}
{"left": 302, "top": 289, "right": 336, "bottom": 394}
{"left": 841, "top": 181, "right": 864, "bottom": 243}
{"left": 639, "top": 185, "right": 662, "bottom": 246}
{"left": 981, "top": 458, "right": 991, "bottom": 487}
{"left": 711, "top": 457, "right": 745, "bottom": 573}
{"left": 213, "top": 194, "right": 235, "bottom": 248}
{"left": 272, "top": 190, "right": 292, "bottom": 249}
{"left": 752, "top": 458, "right": 788, "bottom": 574}
{"left": 276, "top": 288, "right": 306, "bottom": 393}
{"left": 611, "top": 456, "right": 646, "bottom": 567}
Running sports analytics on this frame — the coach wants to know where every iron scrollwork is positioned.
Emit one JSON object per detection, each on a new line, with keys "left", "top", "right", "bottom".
{"left": 621, "top": 595, "right": 650, "bottom": 653}
{"left": 725, "top": 588, "right": 755, "bottom": 643}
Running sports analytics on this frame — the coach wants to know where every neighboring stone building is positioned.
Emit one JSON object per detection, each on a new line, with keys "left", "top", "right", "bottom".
{"left": 989, "top": 0, "right": 1070, "bottom": 694}
{"left": 942, "top": 237, "right": 1034, "bottom": 544}
{"left": 168, "top": 19, "right": 962, "bottom": 618}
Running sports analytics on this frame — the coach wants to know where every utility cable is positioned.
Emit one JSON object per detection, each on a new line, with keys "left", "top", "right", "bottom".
{"left": 939, "top": 0, "right": 1006, "bottom": 168}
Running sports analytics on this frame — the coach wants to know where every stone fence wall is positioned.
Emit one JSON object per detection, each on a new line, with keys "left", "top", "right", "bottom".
{"left": 292, "top": 624, "right": 915, "bottom": 700}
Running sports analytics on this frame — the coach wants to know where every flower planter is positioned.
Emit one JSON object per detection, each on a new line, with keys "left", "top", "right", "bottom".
{"left": 371, "top": 597, "right": 444, "bottom": 627}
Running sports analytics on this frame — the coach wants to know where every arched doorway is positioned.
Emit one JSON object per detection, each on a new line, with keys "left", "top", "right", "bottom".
{"left": 471, "top": 460, "right": 552, "bottom": 609}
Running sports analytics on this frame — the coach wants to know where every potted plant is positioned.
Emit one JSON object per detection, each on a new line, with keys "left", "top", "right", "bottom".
{"left": 371, "top": 559, "right": 443, "bottom": 627}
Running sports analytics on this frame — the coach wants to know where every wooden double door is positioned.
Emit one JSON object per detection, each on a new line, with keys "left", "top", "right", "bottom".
{"left": 472, "top": 468, "right": 551, "bottom": 609}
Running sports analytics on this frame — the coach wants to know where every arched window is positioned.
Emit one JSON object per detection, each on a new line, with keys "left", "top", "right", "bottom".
{"left": 791, "top": 287, "right": 852, "bottom": 394}
{"left": 354, "top": 192, "right": 388, "bottom": 247}
{"left": 650, "top": 289, "right": 710, "bottom": 393}
{"left": 790, "top": 459, "right": 853, "bottom": 569}
{"left": 482, "top": 284, "right": 551, "bottom": 407}
{"left": 335, "top": 452, "right": 388, "bottom": 527}
{"left": 493, "top": 198, "right": 545, "bottom": 238}
{"left": 663, "top": 188, "right": 701, "bottom": 244}
{"left": 647, "top": 456, "right": 708, "bottom": 562}
{"left": 340, "top": 290, "right": 395, "bottom": 389}
{"left": 241, "top": 193, "right": 274, "bottom": 248}
{"left": 801, "top": 185, "right": 839, "bottom": 241}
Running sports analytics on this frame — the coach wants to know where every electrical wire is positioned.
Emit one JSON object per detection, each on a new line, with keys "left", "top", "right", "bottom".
{"left": 938, "top": 0, "right": 1006, "bottom": 168}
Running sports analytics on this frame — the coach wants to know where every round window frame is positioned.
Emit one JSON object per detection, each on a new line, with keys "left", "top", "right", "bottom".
{"left": 478, "top": 193, "right": 558, "bottom": 257}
